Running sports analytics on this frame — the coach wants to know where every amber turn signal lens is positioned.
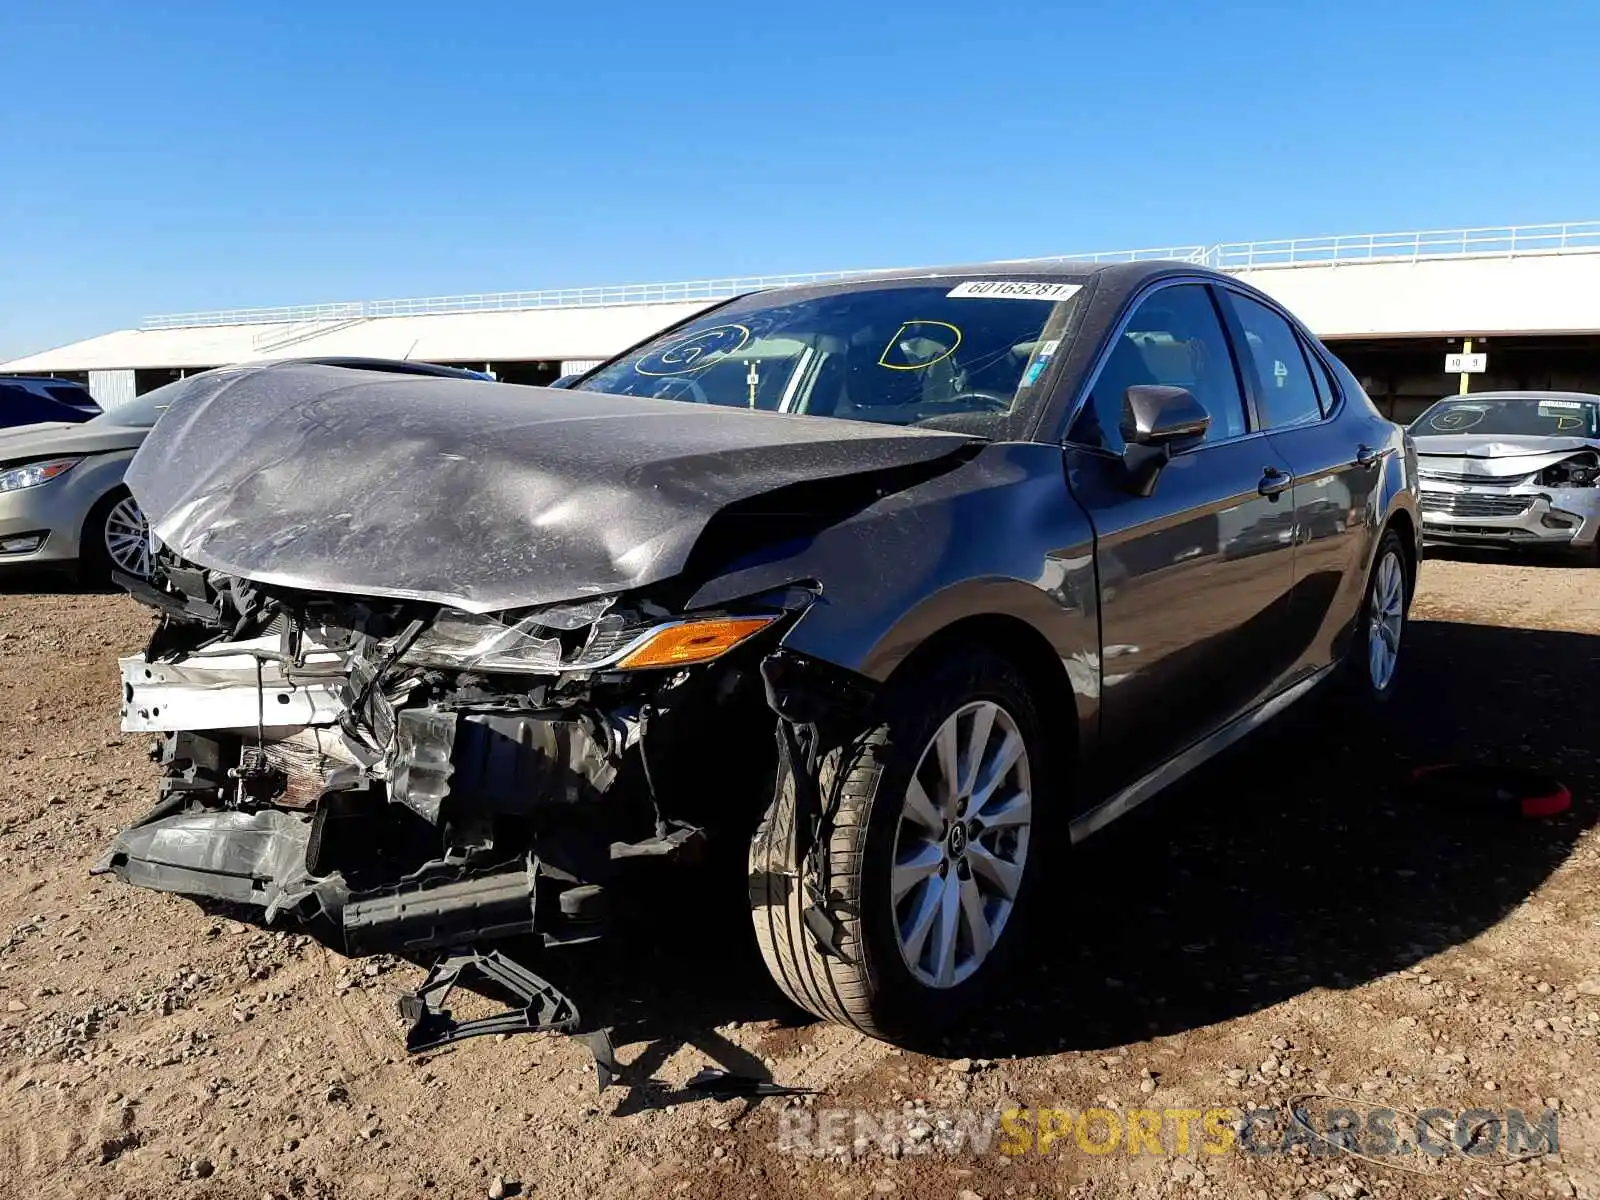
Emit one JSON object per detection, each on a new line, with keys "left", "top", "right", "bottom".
{"left": 616, "top": 617, "right": 775, "bottom": 669}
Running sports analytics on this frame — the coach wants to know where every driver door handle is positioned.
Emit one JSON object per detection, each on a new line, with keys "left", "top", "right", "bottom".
{"left": 1258, "top": 466, "right": 1293, "bottom": 498}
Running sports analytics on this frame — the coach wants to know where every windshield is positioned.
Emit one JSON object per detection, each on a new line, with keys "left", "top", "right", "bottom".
{"left": 1412, "top": 396, "right": 1600, "bottom": 439}
{"left": 573, "top": 279, "right": 1086, "bottom": 430}
{"left": 87, "top": 378, "right": 187, "bottom": 428}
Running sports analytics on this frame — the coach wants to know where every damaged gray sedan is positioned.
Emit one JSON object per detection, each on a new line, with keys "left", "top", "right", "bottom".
{"left": 1411, "top": 391, "right": 1600, "bottom": 561}
{"left": 98, "top": 262, "right": 1419, "bottom": 1045}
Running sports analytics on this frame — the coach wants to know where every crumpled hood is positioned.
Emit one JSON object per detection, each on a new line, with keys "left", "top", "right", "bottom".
{"left": 1412, "top": 433, "right": 1600, "bottom": 477}
{"left": 0, "top": 419, "right": 148, "bottom": 462}
{"left": 126, "top": 364, "right": 980, "bottom": 613}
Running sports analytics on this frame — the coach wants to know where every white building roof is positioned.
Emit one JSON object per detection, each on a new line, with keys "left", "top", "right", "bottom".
{"left": 8, "top": 221, "right": 1600, "bottom": 377}
{"left": 0, "top": 300, "right": 715, "bottom": 374}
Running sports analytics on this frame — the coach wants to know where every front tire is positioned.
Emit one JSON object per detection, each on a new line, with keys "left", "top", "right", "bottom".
{"left": 80, "top": 489, "right": 151, "bottom": 585}
{"left": 748, "top": 646, "right": 1053, "bottom": 1043}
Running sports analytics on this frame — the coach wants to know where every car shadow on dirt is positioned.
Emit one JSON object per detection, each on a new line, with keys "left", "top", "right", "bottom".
{"left": 1424, "top": 543, "right": 1592, "bottom": 569}
{"left": 956, "top": 616, "right": 1598, "bottom": 1057}
{"left": 0, "top": 568, "right": 87, "bottom": 594}
{"left": 552, "top": 617, "right": 1599, "bottom": 1076}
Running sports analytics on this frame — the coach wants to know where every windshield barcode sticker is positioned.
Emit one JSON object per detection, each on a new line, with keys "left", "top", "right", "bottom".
{"left": 947, "top": 281, "right": 1082, "bottom": 301}
{"left": 1537, "top": 400, "right": 1584, "bottom": 410}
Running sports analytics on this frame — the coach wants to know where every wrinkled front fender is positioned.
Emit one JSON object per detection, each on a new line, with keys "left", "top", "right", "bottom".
{"left": 686, "top": 441, "right": 1101, "bottom": 755}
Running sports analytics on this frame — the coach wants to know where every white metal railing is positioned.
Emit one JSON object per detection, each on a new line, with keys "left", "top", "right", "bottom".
{"left": 1038, "top": 244, "right": 1210, "bottom": 265}
{"left": 146, "top": 301, "right": 367, "bottom": 330}
{"left": 141, "top": 273, "right": 866, "bottom": 329}
{"left": 1205, "top": 220, "right": 1600, "bottom": 268}
{"left": 140, "top": 220, "right": 1600, "bottom": 331}
{"left": 250, "top": 314, "right": 370, "bottom": 352}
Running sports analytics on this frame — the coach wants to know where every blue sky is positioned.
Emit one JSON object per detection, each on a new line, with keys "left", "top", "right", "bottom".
{"left": 2, "top": 0, "right": 1597, "bottom": 359}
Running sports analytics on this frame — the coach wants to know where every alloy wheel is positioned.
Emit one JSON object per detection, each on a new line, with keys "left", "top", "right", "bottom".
{"left": 889, "top": 700, "right": 1032, "bottom": 989}
{"left": 1367, "top": 549, "right": 1405, "bottom": 691}
{"left": 104, "top": 495, "right": 151, "bottom": 578}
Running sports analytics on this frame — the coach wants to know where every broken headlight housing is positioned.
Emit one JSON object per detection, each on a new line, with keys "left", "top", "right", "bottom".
{"left": 402, "top": 596, "right": 777, "bottom": 674}
{"left": 1538, "top": 454, "right": 1600, "bottom": 488}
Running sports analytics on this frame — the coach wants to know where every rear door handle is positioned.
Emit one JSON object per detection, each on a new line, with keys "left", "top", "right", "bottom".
{"left": 1355, "top": 444, "right": 1381, "bottom": 468}
{"left": 1258, "top": 467, "right": 1293, "bottom": 498}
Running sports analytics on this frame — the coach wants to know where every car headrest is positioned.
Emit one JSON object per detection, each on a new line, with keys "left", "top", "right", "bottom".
{"left": 1137, "top": 339, "right": 1197, "bottom": 386}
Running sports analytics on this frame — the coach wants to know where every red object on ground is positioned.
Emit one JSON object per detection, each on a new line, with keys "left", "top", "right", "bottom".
{"left": 1410, "top": 764, "right": 1572, "bottom": 819}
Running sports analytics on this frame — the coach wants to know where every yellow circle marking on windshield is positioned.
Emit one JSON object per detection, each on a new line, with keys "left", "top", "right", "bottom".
{"left": 635, "top": 323, "right": 753, "bottom": 376}
{"left": 1428, "top": 407, "right": 1485, "bottom": 432}
{"left": 878, "top": 320, "right": 963, "bottom": 371}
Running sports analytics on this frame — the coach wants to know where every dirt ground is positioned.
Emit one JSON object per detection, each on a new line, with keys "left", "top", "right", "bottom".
{"left": 1, "top": 550, "right": 1598, "bottom": 1200}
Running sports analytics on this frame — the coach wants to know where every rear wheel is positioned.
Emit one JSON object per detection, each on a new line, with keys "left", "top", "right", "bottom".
{"left": 1342, "top": 528, "right": 1409, "bottom": 704}
{"left": 80, "top": 490, "right": 150, "bottom": 584}
{"left": 748, "top": 646, "right": 1053, "bottom": 1042}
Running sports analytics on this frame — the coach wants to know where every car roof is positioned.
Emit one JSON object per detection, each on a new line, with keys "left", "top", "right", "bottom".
{"left": 250, "top": 356, "right": 492, "bottom": 381}
{"left": 1, "top": 375, "right": 91, "bottom": 387}
{"left": 802, "top": 258, "right": 1218, "bottom": 288}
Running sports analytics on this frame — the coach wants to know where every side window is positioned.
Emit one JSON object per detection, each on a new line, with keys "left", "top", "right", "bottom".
{"left": 1069, "top": 284, "right": 1248, "bottom": 453}
{"left": 1303, "top": 342, "right": 1340, "bottom": 417}
{"left": 1224, "top": 293, "right": 1323, "bottom": 429}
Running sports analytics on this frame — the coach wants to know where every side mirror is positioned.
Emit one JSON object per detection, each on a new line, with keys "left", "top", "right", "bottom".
{"left": 1121, "top": 385, "right": 1210, "bottom": 446}
{"left": 1119, "top": 385, "right": 1211, "bottom": 497}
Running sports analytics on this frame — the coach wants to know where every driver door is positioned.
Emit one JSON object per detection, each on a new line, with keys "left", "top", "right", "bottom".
{"left": 1062, "top": 282, "right": 1300, "bottom": 797}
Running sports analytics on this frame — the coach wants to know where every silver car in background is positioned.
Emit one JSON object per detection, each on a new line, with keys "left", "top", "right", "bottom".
{"left": 0, "top": 386, "right": 167, "bottom": 580}
{"left": 1411, "top": 391, "right": 1600, "bottom": 562}
{"left": 0, "top": 358, "right": 495, "bottom": 584}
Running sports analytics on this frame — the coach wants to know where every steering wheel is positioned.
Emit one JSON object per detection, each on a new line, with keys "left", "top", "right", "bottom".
{"left": 652, "top": 376, "right": 711, "bottom": 404}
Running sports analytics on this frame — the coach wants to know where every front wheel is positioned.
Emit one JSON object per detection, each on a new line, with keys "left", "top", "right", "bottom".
{"left": 748, "top": 646, "right": 1053, "bottom": 1043}
{"left": 80, "top": 489, "right": 151, "bottom": 584}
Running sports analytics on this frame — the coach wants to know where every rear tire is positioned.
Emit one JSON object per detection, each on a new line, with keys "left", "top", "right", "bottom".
{"left": 1340, "top": 528, "right": 1410, "bottom": 706}
{"left": 748, "top": 646, "right": 1054, "bottom": 1043}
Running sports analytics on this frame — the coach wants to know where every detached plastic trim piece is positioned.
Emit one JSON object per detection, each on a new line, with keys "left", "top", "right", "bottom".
{"left": 398, "top": 947, "right": 619, "bottom": 1091}
{"left": 399, "top": 948, "right": 579, "bottom": 1052}
{"left": 1410, "top": 764, "right": 1573, "bottom": 820}
{"left": 1520, "top": 783, "right": 1574, "bottom": 819}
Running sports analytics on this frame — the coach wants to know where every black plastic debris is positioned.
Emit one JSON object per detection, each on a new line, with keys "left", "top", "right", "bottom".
{"left": 400, "top": 948, "right": 580, "bottom": 1051}
{"left": 683, "top": 1067, "right": 818, "bottom": 1099}
{"left": 579, "top": 1031, "right": 620, "bottom": 1092}
{"left": 398, "top": 948, "right": 618, "bottom": 1090}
